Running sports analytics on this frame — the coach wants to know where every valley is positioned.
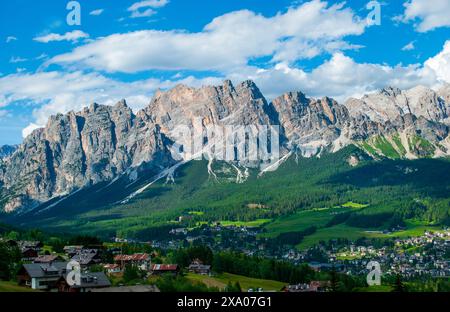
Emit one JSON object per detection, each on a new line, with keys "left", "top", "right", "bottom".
{"left": 3, "top": 145, "right": 449, "bottom": 252}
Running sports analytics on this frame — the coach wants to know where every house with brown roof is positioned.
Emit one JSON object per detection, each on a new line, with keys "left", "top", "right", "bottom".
{"left": 114, "top": 253, "right": 151, "bottom": 271}
{"left": 188, "top": 260, "right": 211, "bottom": 275}
{"left": 150, "top": 264, "right": 179, "bottom": 275}
{"left": 71, "top": 249, "right": 102, "bottom": 267}
{"left": 104, "top": 264, "right": 122, "bottom": 275}
{"left": 34, "top": 255, "right": 65, "bottom": 264}
{"left": 63, "top": 246, "right": 84, "bottom": 257}
{"left": 284, "top": 281, "right": 331, "bottom": 292}
{"left": 21, "top": 248, "right": 39, "bottom": 261}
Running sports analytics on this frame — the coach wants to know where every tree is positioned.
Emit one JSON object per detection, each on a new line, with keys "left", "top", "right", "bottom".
{"left": 329, "top": 266, "right": 339, "bottom": 292}
{"left": 225, "top": 281, "right": 234, "bottom": 292}
{"left": 69, "top": 235, "right": 102, "bottom": 247}
{"left": 47, "top": 237, "right": 67, "bottom": 254}
{"left": 234, "top": 282, "right": 242, "bottom": 293}
{"left": 123, "top": 264, "right": 141, "bottom": 283}
{"left": 6, "top": 231, "right": 20, "bottom": 241}
{"left": 0, "top": 242, "right": 21, "bottom": 280}
{"left": 171, "top": 249, "right": 190, "bottom": 268}
{"left": 392, "top": 274, "right": 406, "bottom": 292}
{"left": 225, "top": 281, "right": 242, "bottom": 292}
{"left": 188, "top": 245, "right": 213, "bottom": 265}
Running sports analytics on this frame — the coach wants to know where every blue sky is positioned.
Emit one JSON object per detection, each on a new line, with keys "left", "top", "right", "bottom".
{"left": 0, "top": 0, "right": 450, "bottom": 145}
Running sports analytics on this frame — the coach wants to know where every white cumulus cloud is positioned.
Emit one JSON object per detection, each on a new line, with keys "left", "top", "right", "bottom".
{"left": 89, "top": 9, "right": 104, "bottom": 16}
{"left": 48, "top": 0, "right": 366, "bottom": 73}
{"left": 402, "top": 41, "right": 415, "bottom": 51}
{"left": 128, "top": 0, "right": 169, "bottom": 18}
{"left": 34, "top": 30, "right": 90, "bottom": 43}
{"left": 425, "top": 40, "right": 450, "bottom": 83}
{"left": 6, "top": 36, "right": 17, "bottom": 43}
{"left": 227, "top": 52, "right": 437, "bottom": 102}
{"left": 401, "top": 0, "right": 450, "bottom": 32}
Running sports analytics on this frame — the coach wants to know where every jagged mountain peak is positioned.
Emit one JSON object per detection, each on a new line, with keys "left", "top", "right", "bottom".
{"left": 146, "top": 79, "right": 271, "bottom": 134}
{"left": 114, "top": 99, "right": 129, "bottom": 109}
{"left": 0, "top": 99, "right": 174, "bottom": 213}
{"left": 271, "top": 90, "right": 349, "bottom": 156}
{"left": 380, "top": 86, "right": 403, "bottom": 97}
{"left": 274, "top": 91, "right": 308, "bottom": 104}
{"left": 345, "top": 84, "right": 447, "bottom": 123}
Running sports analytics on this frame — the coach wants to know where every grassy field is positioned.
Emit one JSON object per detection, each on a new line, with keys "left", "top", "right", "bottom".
{"left": 341, "top": 202, "right": 369, "bottom": 209}
{"left": 0, "top": 281, "right": 37, "bottom": 292}
{"left": 188, "top": 211, "right": 205, "bottom": 216}
{"left": 186, "top": 273, "right": 286, "bottom": 291}
{"left": 262, "top": 207, "right": 351, "bottom": 238}
{"left": 296, "top": 224, "right": 369, "bottom": 249}
{"left": 295, "top": 220, "right": 440, "bottom": 250}
{"left": 365, "top": 220, "right": 440, "bottom": 239}
{"left": 220, "top": 219, "right": 272, "bottom": 228}
{"left": 353, "top": 285, "right": 393, "bottom": 292}
{"left": 260, "top": 200, "right": 442, "bottom": 250}
{"left": 262, "top": 202, "right": 367, "bottom": 239}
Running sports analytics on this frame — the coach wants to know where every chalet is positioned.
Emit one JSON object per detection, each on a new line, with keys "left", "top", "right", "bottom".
{"left": 284, "top": 281, "right": 331, "bottom": 292}
{"left": 21, "top": 248, "right": 39, "bottom": 261}
{"left": 17, "top": 262, "right": 68, "bottom": 290}
{"left": 170, "top": 227, "right": 188, "bottom": 235}
{"left": 114, "top": 253, "right": 151, "bottom": 271}
{"left": 188, "top": 260, "right": 211, "bottom": 275}
{"left": 309, "top": 281, "right": 331, "bottom": 292}
{"left": 71, "top": 249, "right": 102, "bottom": 267}
{"left": 63, "top": 246, "right": 84, "bottom": 257}
{"left": 151, "top": 264, "right": 179, "bottom": 275}
{"left": 34, "top": 255, "right": 65, "bottom": 264}
{"left": 104, "top": 264, "right": 122, "bottom": 274}
{"left": 18, "top": 241, "right": 44, "bottom": 251}
{"left": 56, "top": 272, "right": 111, "bottom": 293}
{"left": 0, "top": 238, "right": 18, "bottom": 247}
{"left": 283, "top": 283, "right": 311, "bottom": 292}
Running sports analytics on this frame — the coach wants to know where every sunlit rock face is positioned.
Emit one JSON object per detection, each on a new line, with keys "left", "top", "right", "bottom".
{"left": 1, "top": 80, "right": 450, "bottom": 213}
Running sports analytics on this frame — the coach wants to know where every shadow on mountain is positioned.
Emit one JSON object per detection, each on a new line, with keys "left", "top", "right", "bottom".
{"left": 327, "top": 158, "right": 450, "bottom": 199}
{"left": 8, "top": 168, "right": 174, "bottom": 225}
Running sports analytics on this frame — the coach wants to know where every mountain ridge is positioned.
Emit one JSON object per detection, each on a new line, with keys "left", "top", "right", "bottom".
{"left": 1, "top": 80, "right": 450, "bottom": 213}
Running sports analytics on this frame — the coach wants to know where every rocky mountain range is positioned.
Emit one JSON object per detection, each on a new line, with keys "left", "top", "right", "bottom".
{"left": 1, "top": 80, "right": 450, "bottom": 214}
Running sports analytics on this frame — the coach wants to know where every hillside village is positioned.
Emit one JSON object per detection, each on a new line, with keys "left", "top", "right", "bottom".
{"left": 143, "top": 222, "right": 450, "bottom": 280}
{"left": 1, "top": 224, "right": 449, "bottom": 292}
{"left": 5, "top": 240, "right": 164, "bottom": 292}
{"left": 0, "top": 234, "right": 286, "bottom": 292}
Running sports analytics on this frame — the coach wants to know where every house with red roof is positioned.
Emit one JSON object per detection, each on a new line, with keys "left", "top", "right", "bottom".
{"left": 114, "top": 253, "right": 151, "bottom": 271}
{"left": 150, "top": 264, "right": 179, "bottom": 275}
